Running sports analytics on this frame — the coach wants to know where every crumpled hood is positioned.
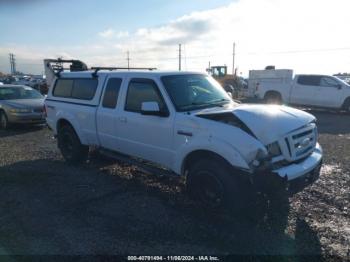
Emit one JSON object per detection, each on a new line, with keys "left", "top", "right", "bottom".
{"left": 195, "top": 103, "right": 315, "bottom": 145}
{"left": 3, "top": 99, "right": 44, "bottom": 109}
{"left": 232, "top": 104, "right": 315, "bottom": 144}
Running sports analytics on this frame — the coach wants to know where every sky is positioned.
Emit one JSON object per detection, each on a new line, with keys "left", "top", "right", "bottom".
{"left": 1, "top": 0, "right": 350, "bottom": 76}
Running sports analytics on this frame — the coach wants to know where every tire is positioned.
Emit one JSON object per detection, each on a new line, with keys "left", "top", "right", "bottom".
{"left": 57, "top": 125, "right": 89, "bottom": 164}
{"left": 264, "top": 92, "right": 282, "bottom": 105}
{"left": 342, "top": 97, "right": 350, "bottom": 112}
{"left": 186, "top": 158, "right": 245, "bottom": 211}
{"left": 0, "top": 111, "right": 9, "bottom": 130}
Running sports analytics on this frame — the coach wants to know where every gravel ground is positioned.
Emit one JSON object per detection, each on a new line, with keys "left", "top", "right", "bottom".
{"left": 0, "top": 109, "right": 349, "bottom": 260}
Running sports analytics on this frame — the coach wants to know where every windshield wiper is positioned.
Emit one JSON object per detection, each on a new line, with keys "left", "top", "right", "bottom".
{"left": 206, "top": 98, "right": 231, "bottom": 105}
{"left": 180, "top": 99, "right": 231, "bottom": 111}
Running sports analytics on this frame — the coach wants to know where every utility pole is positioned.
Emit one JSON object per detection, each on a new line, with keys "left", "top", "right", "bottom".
{"left": 13, "top": 54, "right": 17, "bottom": 74}
{"left": 9, "top": 54, "right": 12, "bottom": 74}
{"left": 9, "top": 53, "right": 16, "bottom": 75}
{"left": 178, "top": 44, "right": 182, "bottom": 71}
{"left": 232, "top": 42, "right": 236, "bottom": 76}
{"left": 206, "top": 61, "right": 211, "bottom": 74}
{"left": 126, "top": 51, "right": 130, "bottom": 70}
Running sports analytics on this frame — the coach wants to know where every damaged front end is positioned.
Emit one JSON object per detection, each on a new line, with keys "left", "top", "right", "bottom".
{"left": 196, "top": 105, "right": 323, "bottom": 194}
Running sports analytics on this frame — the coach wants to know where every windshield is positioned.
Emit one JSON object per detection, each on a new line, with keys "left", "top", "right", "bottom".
{"left": 334, "top": 76, "right": 350, "bottom": 86}
{"left": 0, "top": 86, "right": 43, "bottom": 100}
{"left": 161, "top": 74, "right": 232, "bottom": 112}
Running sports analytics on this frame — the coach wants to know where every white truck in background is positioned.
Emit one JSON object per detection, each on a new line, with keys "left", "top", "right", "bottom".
{"left": 248, "top": 68, "right": 350, "bottom": 112}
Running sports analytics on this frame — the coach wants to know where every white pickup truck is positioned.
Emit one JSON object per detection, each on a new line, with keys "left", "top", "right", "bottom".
{"left": 44, "top": 60, "right": 323, "bottom": 209}
{"left": 249, "top": 69, "right": 350, "bottom": 111}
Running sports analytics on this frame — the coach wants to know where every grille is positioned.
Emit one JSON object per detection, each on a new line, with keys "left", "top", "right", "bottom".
{"left": 283, "top": 123, "right": 317, "bottom": 162}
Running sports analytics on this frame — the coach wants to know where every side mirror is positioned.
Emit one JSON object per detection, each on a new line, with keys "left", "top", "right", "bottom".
{"left": 227, "top": 92, "right": 233, "bottom": 99}
{"left": 141, "top": 101, "right": 167, "bottom": 117}
{"left": 337, "top": 84, "right": 342, "bottom": 90}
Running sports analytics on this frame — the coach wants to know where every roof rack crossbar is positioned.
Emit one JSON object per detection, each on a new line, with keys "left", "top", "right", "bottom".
{"left": 91, "top": 67, "right": 157, "bottom": 77}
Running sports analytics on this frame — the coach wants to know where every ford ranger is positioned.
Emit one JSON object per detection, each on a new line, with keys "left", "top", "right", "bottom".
{"left": 44, "top": 59, "right": 323, "bottom": 209}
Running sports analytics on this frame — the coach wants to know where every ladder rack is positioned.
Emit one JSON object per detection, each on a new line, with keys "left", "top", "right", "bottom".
{"left": 44, "top": 58, "right": 157, "bottom": 84}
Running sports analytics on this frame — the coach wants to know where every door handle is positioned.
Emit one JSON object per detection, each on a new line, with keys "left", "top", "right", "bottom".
{"left": 47, "top": 105, "right": 55, "bottom": 109}
{"left": 118, "top": 117, "right": 127, "bottom": 123}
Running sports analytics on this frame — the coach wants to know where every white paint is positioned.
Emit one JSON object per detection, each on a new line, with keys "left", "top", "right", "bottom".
{"left": 46, "top": 70, "right": 323, "bottom": 182}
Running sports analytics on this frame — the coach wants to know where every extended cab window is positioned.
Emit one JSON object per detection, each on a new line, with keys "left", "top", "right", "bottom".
{"left": 102, "top": 78, "right": 122, "bottom": 108}
{"left": 125, "top": 79, "right": 167, "bottom": 113}
{"left": 297, "top": 75, "right": 321, "bottom": 86}
{"left": 53, "top": 78, "right": 98, "bottom": 100}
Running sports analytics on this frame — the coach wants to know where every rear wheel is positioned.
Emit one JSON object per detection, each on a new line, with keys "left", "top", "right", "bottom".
{"left": 0, "top": 111, "right": 9, "bottom": 130}
{"left": 57, "top": 125, "right": 89, "bottom": 164}
{"left": 264, "top": 92, "right": 282, "bottom": 105}
{"left": 187, "top": 158, "right": 243, "bottom": 210}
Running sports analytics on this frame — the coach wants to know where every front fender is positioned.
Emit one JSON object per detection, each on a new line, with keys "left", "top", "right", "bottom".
{"left": 173, "top": 135, "right": 251, "bottom": 175}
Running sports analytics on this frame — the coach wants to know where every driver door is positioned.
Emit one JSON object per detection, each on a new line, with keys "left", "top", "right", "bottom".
{"left": 116, "top": 78, "right": 175, "bottom": 169}
{"left": 312, "top": 76, "right": 344, "bottom": 108}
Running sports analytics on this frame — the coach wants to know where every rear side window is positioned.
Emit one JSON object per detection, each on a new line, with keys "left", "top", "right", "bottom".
{"left": 72, "top": 79, "right": 98, "bottom": 100}
{"left": 53, "top": 78, "right": 98, "bottom": 100}
{"left": 297, "top": 75, "right": 321, "bottom": 86}
{"left": 102, "top": 78, "right": 122, "bottom": 108}
{"left": 125, "top": 79, "right": 167, "bottom": 113}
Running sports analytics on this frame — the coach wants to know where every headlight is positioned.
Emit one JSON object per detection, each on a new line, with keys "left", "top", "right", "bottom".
{"left": 9, "top": 108, "right": 32, "bottom": 113}
{"left": 267, "top": 141, "right": 281, "bottom": 157}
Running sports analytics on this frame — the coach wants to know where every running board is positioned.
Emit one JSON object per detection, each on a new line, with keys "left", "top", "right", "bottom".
{"left": 98, "top": 148, "right": 178, "bottom": 177}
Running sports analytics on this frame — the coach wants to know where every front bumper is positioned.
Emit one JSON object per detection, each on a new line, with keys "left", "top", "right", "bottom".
{"left": 250, "top": 144, "right": 323, "bottom": 194}
{"left": 273, "top": 143, "right": 323, "bottom": 181}
{"left": 7, "top": 112, "right": 46, "bottom": 124}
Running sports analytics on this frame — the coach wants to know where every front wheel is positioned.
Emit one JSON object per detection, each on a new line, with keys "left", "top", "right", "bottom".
{"left": 57, "top": 125, "right": 89, "bottom": 164}
{"left": 187, "top": 158, "right": 243, "bottom": 210}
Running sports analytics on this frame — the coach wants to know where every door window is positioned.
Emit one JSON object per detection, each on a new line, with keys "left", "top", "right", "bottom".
{"left": 125, "top": 79, "right": 168, "bottom": 113}
{"left": 320, "top": 77, "right": 339, "bottom": 88}
{"left": 102, "top": 78, "right": 122, "bottom": 108}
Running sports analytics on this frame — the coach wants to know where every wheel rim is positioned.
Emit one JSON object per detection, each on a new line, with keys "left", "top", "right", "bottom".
{"left": 193, "top": 171, "right": 224, "bottom": 208}
{"left": 60, "top": 133, "right": 74, "bottom": 158}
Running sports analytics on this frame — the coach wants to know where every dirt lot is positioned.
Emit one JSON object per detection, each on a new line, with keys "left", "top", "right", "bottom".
{"left": 0, "top": 109, "right": 349, "bottom": 260}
